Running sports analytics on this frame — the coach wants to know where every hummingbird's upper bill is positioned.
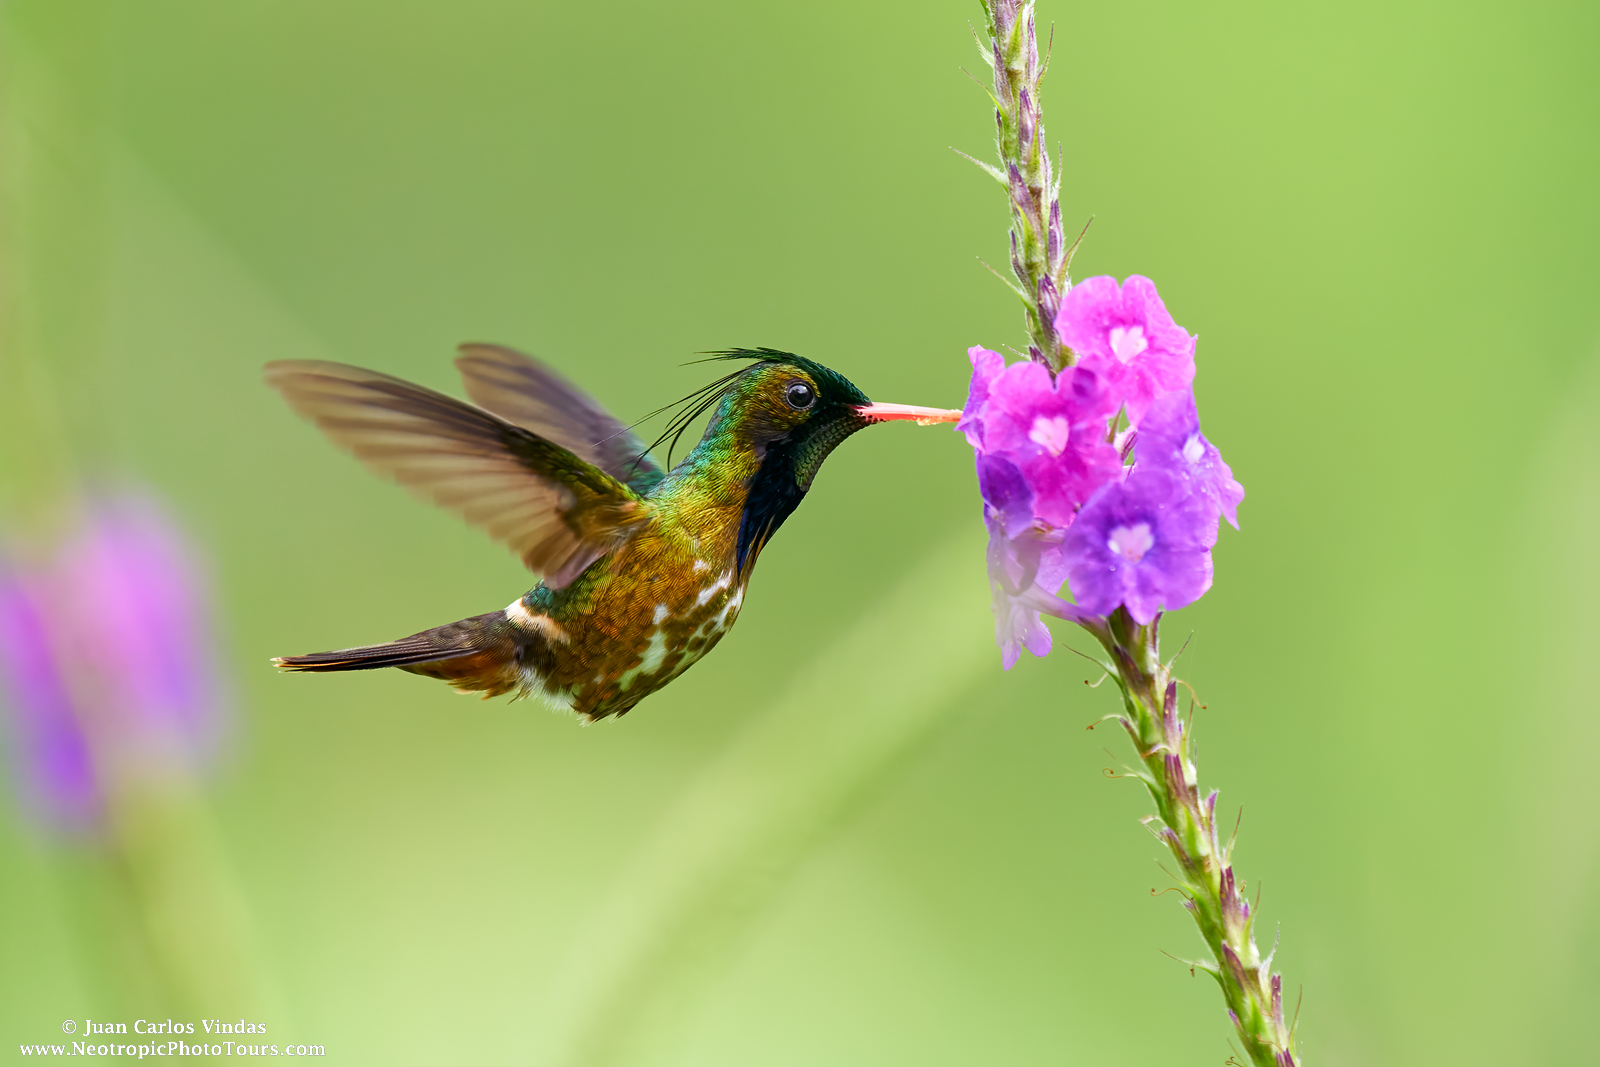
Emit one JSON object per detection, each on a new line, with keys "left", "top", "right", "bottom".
{"left": 853, "top": 402, "right": 963, "bottom": 426}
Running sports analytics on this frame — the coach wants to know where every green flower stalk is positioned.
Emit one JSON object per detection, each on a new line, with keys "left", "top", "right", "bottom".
{"left": 961, "top": 4, "right": 1302, "bottom": 1064}
{"left": 973, "top": 0, "right": 1078, "bottom": 372}
{"left": 1083, "top": 610, "right": 1300, "bottom": 1066}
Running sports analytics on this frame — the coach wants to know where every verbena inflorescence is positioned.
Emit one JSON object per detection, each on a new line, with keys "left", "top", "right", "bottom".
{"left": 960, "top": 274, "right": 1243, "bottom": 668}
{"left": 961, "top": 3, "right": 1299, "bottom": 1065}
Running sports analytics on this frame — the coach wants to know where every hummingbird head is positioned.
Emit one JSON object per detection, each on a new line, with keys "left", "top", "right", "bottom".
{"left": 663, "top": 349, "right": 959, "bottom": 572}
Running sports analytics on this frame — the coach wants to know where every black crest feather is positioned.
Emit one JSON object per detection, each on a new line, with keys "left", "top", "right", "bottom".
{"left": 639, "top": 349, "right": 801, "bottom": 468}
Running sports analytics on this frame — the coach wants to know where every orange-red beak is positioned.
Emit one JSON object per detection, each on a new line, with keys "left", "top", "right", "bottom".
{"left": 854, "top": 402, "right": 963, "bottom": 426}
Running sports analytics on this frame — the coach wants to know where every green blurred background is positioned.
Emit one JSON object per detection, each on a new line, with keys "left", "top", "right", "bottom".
{"left": 3, "top": 0, "right": 1598, "bottom": 1063}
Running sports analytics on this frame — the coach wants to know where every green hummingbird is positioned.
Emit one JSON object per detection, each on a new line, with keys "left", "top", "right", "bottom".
{"left": 266, "top": 345, "right": 958, "bottom": 720}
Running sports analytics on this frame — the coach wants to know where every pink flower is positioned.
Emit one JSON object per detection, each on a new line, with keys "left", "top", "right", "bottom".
{"left": 962, "top": 278, "right": 1236, "bottom": 660}
{"left": 961, "top": 345, "right": 1126, "bottom": 667}
{"left": 959, "top": 346, "right": 1121, "bottom": 530}
{"left": 1054, "top": 275, "right": 1195, "bottom": 425}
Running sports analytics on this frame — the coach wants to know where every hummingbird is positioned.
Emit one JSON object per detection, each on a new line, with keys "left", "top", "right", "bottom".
{"left": 266, "top": 345, "right": 959, "bottom": 720}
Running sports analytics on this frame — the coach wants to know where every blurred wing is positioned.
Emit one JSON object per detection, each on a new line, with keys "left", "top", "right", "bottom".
{"left": 264, "top": 360, "right": 651, "bottom": 588}
{"left": 454, "top": 343, "right": 667, "bottom": 496}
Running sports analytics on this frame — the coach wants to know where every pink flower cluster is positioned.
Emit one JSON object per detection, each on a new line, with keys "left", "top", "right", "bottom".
{"left": 960, "top": 275, "right": 1243, "bottom": 667}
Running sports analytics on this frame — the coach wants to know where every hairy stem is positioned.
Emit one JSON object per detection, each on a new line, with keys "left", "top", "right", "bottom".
{"left": 1084, "top": 608, "right": 1300, "bottom": 1066}
{"left": 975, "top": 0, "right": 1075, "bottom": 371}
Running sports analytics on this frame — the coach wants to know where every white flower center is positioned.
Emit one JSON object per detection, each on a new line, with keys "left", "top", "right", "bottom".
{"left": 1182, "top": 432, "right": 1205, "bottom": 465}
{"left": 1107, "top": 522, "right": 1154, "bottom": 563}
{"left": 1109, "top": 325, "right": 1148, "bottom": 364}
{"left": 1029, "top": 414, "right": 1072, "bottom": 456}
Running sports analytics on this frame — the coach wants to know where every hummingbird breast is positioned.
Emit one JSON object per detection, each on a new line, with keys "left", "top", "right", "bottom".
{"left": 505, "top": 523, "right": 748, "bottom": 720}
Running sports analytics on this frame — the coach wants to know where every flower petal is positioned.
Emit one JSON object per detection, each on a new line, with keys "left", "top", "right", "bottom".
{"left": 1055, "top": 275, "right": 1196, "bottom": 425}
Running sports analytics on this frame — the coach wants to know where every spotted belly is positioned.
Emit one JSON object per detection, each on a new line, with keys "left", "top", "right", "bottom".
{"left": 503, "top": 566, "right": 747, "bottom": 721}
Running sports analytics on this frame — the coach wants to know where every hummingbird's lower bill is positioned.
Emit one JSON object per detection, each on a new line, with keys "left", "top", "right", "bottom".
{"left": 266, "top": 345, "right": 959, "bottom": 720}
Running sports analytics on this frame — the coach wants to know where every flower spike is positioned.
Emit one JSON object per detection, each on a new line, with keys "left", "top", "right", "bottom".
{"left": 959, "top": 9, "right": 1289, "bottom": 1064}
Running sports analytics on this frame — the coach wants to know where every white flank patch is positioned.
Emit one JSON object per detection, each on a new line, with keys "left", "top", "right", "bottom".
{"left": 710, "top": 586, "right": 747, "bottom": 631}
{"left": 652, "top": 603, "right": 670, "bottom": 624}
{"left": 512, "top": 661, "right": 574, "bottom": 713}
{"left": 618, "top": 627, "right": 673, "bottom": 692}
{"left": 692, "top": 559, "right": 710, "bottom": 573}
{"left": 505, "top": 598, "right": 569, "bottom": 643}
{"left": 639, "top": 627, "right": 670, "bottom": 673}
{"left": 695, "top": 570, "right": 733, "bottom": 607}
{"left": 529, "top": 682, "right": 576, "bottom": 713}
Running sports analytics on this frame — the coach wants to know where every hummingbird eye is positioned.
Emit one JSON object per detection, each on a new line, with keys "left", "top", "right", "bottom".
{"left": 784, "top": 380, "right": 816, "bottom": 410}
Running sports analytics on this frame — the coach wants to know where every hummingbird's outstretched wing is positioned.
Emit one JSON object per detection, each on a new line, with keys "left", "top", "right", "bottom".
{"left": 454, "top": 344, "right": 667, "bottom": 497}
{"left": 265, "top": 360, "right": 651, "bottom": 589}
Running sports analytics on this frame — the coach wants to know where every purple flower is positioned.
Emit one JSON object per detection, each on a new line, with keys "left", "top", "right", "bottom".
{"left": 963, "top": 277, "right": 1236, "bottom": 656}
{"left": 1054, "top": 275, "right": 1195, "bottom": 426}
{"left": 975, "top": 454, "right": 1036, "bottom": 538}
{"left": 1136, "top": 388, "right": 1245, "bottom": 531}
{"left": 957, "top": 346, "right": 1004, "bottom": 448}
{"left": 983, "top": 511, "right": 1068, "bottom": 669}
{"left": 1063, "top": 468, "right": 1214, "bottom": 624}
{"left": 960, "top": 346, "right": 1121, "bottom": 529}
{"left": 961, "top": 345, "right": 1128, "bottom": 667}
{"left": 0, "top": 494, "right": 227, "bottom": 831}
{"left": 55, "top": 498, "right": 225, "bottom": 754}
{"left": 0, "top": 579, "right": 100, "bottom": 828}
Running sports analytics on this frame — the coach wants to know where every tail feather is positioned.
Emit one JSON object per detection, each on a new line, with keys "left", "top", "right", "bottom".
{"left": 273, "top": 638, "right": 466, "bottom": 672}
{"left": 274, "top": 611, "right": 528, "bottom": 698}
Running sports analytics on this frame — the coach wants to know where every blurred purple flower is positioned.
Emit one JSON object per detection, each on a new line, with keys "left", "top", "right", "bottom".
{"left": 1063, "top": 468, "right": 1214, "bottom": 624}
{"left": 983, "top": 511, "right": 1106, "bottom": 668}
{"left": 1054, "top": 275, "right": 1195, "bottom": 426}
{"left": 0, "top": 580, "right": 100, "bottom": 828}
{"left": 1136, "top": 388, "right": 1245, "bottom": 531}
{"left": 984, "top": 512, "right": 1067, "bottom": 669}
{"left": 0, "top": 494, "right": 227, "bottom": 831}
